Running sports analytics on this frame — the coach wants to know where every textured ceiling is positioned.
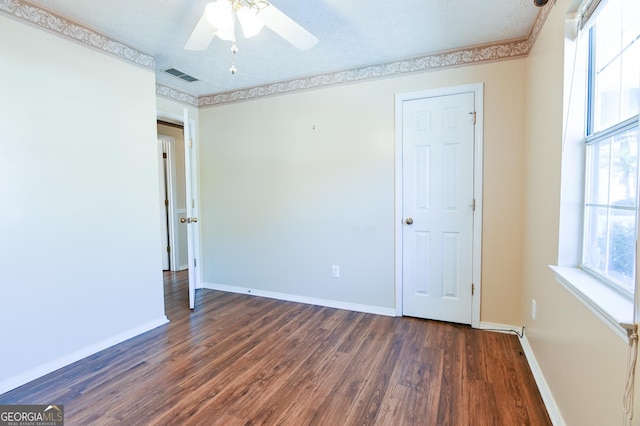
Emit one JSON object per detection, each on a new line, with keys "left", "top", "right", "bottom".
{"left": 26, "top": 0, "right": 542, "bottom": 97}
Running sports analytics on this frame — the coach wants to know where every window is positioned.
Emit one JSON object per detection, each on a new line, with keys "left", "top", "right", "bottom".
{"left": 581, "top": 0, "right": 640, "bottom": 296}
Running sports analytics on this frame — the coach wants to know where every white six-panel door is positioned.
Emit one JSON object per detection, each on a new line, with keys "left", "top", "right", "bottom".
{"left": 184, "top": 108, "right": 200, "bottom": 310}
{"left": 401, "top": 91, "right": 476, "bottom": 324}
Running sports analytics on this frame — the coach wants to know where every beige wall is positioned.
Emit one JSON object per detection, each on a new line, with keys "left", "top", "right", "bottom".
{"left": 156, "top": 97, "right": 198, "bottom": 125}
{"left": 0, "top": 14, "right": 165, "bottom": 391}
{"left": 3, "top": 0, "right": 636, "bottom": 420}
{"left": 523, "top": 0, "right": 640, "bottom": 424}
{"left": 198, "top": 59, "right": 526, "bottom": 323}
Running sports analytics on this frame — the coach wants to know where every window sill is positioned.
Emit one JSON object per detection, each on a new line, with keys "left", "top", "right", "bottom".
{"left": 549, "top": 265, "right": 633, "bottom": 342}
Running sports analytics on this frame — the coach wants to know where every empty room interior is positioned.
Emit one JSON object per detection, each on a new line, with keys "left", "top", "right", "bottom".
{"left": 1, "top": 0, "right": 639, "bottom": 424}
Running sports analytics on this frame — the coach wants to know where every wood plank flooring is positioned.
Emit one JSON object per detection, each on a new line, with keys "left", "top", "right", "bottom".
{"left": 0, "top": 271, "right": 551, "bottom": 425}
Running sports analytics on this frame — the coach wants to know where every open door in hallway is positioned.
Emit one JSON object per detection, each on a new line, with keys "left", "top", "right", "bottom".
{"left": 183, "top": 108, "right": 201, "bottom": 310}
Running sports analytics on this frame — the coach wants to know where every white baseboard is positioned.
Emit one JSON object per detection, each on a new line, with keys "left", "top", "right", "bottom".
{"left": 477, "top": 322, "right": 564, "bottom": 426}
{"left": 0, "top": 316, "right": 169, "bottom": 395}
{"left": 203, "top": 282, "right": 396, "bottom": 317}
{"left": 477, "top": 321, "right": 524, "bottom": 334}
{"left": 518, "top": 334, "right": 566, "bottom": 426}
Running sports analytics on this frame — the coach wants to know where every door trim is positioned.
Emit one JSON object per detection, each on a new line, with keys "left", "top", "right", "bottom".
{"left": 394, "top": 83, "right": 483, "bottom": 328}
{"left": 158, "top": 135, "right": 180, "bottom": 271}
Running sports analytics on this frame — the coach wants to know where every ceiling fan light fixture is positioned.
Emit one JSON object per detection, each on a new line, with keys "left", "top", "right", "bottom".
{"left": 237, "top": 6, "right": 265, "bottom": 38}
{"left": 185, "top": 0, "right": 317, "bottom": 76}
{"left": 205, "top": 0, "right": 234, "bottom": 34}
{"left": 216, "top": 26, "right": 236, "bottom": 42}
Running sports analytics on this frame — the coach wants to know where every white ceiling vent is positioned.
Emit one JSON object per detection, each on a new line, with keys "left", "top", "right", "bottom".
{"left": 163, "top": 68, "right": 199, "bottom": 83}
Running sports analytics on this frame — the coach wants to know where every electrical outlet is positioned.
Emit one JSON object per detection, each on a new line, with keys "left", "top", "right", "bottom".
{"left": 531, "top": 299, "right": 537, "bottom": 320}
{"left": 331, "top": 265, "right": 340, "bottom": 278}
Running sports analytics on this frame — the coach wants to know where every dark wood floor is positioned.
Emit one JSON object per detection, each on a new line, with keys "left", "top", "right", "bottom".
{"left": 0, "top": 271, "right": 550, "bottom": 425}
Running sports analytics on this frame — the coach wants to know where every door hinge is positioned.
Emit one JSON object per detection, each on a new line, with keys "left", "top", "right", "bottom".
{"left": 192, "top": 200, "right": 195, "bottom": 209}
{"left": 471, "top": 198, "right": 476, "bottom": 212}
{"left": 166, "top": 246, "right": 170, "bottom": 253}
{"left": 189, "top": 138, "right": 193, "bottom": 148}
{"left": 469, "top": 111, "right": 476, "bottom": 125}
{"left": 194, "top": 258, "right": 197, "bottom": 268}
{"left": 164, "top": 199, "right": 169, "bottom": 207}
{"left": 472, "top": 283, "right": 475, "bottom": 296}
{"left": 162, "top": 152, "right": 167, "bottom": 159}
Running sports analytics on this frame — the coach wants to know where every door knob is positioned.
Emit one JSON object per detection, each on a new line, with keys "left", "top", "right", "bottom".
{"left": 180, "top": 217, "right": 187, "bottom": 223}
{"left": 405, "top": 218, "right": 413, "bottom": 225}
{"left": 192, "top": 218, "right": 198, "bottom": 223}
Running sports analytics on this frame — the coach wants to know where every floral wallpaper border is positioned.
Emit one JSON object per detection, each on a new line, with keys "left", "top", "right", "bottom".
{"left": 0, "top": 0, "right": 155, "bottom": 70}
{"left": 197, "top": 38, "right": 531, "bottom": 107}
{"left": 1, "top": 0, "right": 554, "bottom": 108}
{"left": 156, "top": 84, "right": 198, "bottom": 107}
{"left": 196, "top": 3, "right": 553, "bottom": 107}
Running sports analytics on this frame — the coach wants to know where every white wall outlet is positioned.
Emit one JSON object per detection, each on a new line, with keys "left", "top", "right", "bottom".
{"left": 331, "top": 264, "right": 340, "bottom": 278}
{"left": 531, "top": 299, "right": 537, "bottom": 320}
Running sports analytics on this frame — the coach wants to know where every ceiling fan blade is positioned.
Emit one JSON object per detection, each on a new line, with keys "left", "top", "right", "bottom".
{"left": 260, "top": 4, "right": 318, "bottom": 50}
{"left": 184, "top": 12, "right": 217, "bottom": 50}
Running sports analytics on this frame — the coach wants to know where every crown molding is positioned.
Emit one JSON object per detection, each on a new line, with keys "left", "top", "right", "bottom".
{"left": 0, "top": 0, "right": 154, "bottom": 70}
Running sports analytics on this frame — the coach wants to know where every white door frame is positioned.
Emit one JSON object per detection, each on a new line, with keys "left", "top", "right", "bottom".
{"left": 394, "top": 83, "right": 483, "bottom": 328}
{"left": 157, "top": 135, "right": 180, "bottom": 271}
{"left": 157, "top": 137, "right": 171, "bottom": 270}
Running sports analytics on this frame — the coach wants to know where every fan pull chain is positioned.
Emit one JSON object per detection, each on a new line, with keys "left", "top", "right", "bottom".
{"left": 230, "top": 43, "right": 238, "bottom": 74}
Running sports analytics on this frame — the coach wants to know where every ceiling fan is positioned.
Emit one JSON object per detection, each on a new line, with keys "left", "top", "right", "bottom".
{"left": 185, "top": 0, "right": 318, "bottom": 71}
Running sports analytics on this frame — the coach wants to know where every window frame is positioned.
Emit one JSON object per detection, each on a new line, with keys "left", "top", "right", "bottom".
{"left": 552, "top": 0, "right": 639, "bottom": 343}
{"left": 580, "top": 10, "right": 640, "bottom": 298}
